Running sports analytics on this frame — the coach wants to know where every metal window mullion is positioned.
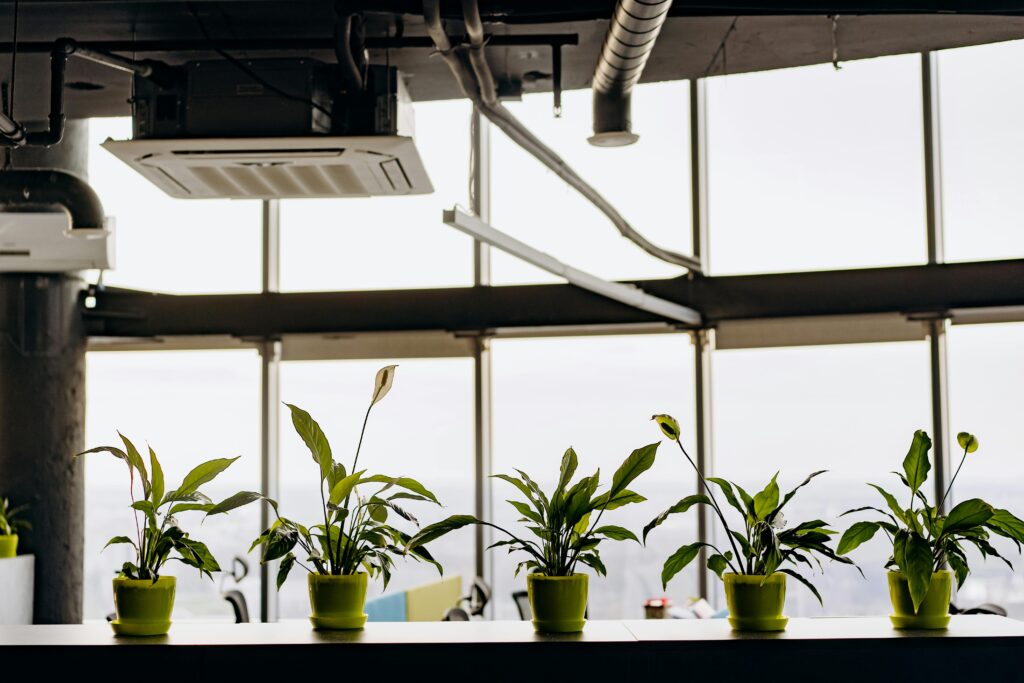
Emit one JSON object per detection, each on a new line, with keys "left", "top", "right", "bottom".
{"left": 259, "top": 199, "right": 281, "bottom": 622}
{"left": 922, "top": 52, "right": 952, "bottom": 512}
{"left": 470, "top": 107, "right": 495, "bottom": 609}
{"left": 690, "top": 77, "right": 715, "bottom": 598}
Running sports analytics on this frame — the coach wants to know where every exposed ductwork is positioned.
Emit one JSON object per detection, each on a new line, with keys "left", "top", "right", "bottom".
{"left": 422, "top": 0, "right": 701, "bottom": 272}
{"left": 589, "top": 0, "right": 674, "bottom": 147}
{"left": 0, "top": 170, "right": 106, "bottom": 230}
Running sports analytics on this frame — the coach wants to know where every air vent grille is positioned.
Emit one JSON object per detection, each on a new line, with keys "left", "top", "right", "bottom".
{"left": 101, "top": 136, "right": 433, "bottom": 199}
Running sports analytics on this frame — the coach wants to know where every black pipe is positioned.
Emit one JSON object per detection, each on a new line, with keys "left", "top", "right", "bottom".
{"left": 20, "top": 39, "right": 74, "bottom": 148}
{"left": 0, "top": 170, "right": 106, "bottom": 230}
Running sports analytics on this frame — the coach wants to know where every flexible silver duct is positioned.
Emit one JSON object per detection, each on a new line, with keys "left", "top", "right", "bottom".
{"left": 590, "top": 0, "right": 674, "bottom": 147}
{"left": 423, "top": 0, "right": 700, "bottom": 272}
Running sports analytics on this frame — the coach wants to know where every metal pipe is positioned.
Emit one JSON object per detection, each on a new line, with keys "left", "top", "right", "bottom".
{"left": 424, "top": 0, "right": 701, "bottom": 272}
{"left": 0, "top": 170, "right": 106, "bottom": 230}
{"left": 589, "top": 0, "right": 674, "bottom": 147}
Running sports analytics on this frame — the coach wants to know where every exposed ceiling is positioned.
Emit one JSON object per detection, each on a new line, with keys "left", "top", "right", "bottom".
{"left": 3, "top": 2, "right": 1024, "bottom": 121}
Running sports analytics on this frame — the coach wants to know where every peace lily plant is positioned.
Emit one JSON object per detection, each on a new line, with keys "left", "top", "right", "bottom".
{"left": 838, "top": 430, "right": 1024, "bottom": 629}
{"left": 248, "top": 366, "right": 450, "bottom": 631}
{"left": 407, "top": 442, "right": 659, "bottom": 633}
{"left": 0, "top": 497, "right": 30, "bottom": 558}
{"left": 645, "top": 415, "right": 856, "bottom": 632}
{"left": 77, "top": 435, "right": 250, "bottom": 636}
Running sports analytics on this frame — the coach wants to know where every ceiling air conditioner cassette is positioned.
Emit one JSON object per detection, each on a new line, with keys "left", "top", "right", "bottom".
{"left": 101, "top": 136, "right": 433, "bottom": 199}
{"left": 0, "top": 212, "right": 114, "bottom": 272}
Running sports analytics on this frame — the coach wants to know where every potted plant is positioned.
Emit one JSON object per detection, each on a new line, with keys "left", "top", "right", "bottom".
{"left": 406, "top": 441, "right": 659, "bottom": 633}
{"left": 77, "top": 435, "right": 251, "bottom": 636}
{"left": 837, "top": 430, "right": 1024, "bottom": 629}
{"left": 0, "top": 498, "right": 30, "bottom": 558}
{"left": 247, "top": 365, "right": 451, "bottom": 631}
{"left": 644, "top": 414, "right": 856, "bottom": 632}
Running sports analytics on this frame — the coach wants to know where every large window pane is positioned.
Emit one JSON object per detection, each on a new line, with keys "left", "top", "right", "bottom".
{"left": 712, "top": 342, "right": 931, "bottom": 616}
{"left": 84, "top": 350, "right": 261, "bottom": 621}
{"left": 280, "top": 100, "right": 473, "bottom": 291}
{"left": 492, "top": 83, "right": 691, "bottom": 285}
{"left": 491, "top": 334, "right": 696, "bottom": 619}
{"left": 708, "top": 56, "right": 926, "bottom": 274}
{"left": 276, "top": 358, "right": 475, "bottom": 618}
{"left": 939, "top": 41, "right": 1024, "bottom": 262}
{"left": 948, "top": 323, "right": 1024, "bottom": 616}
{"left": 88, "top": 118, "right": 261, "bottom": 293}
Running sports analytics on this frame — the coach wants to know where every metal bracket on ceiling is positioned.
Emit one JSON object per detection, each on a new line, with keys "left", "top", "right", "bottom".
{"left": 442, "top": 207, "right": 702, "bottom": 326}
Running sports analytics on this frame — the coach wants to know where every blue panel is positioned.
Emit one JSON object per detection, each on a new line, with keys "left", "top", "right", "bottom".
{"left": 365, "top": 591, "right": 407, "bottom": 622}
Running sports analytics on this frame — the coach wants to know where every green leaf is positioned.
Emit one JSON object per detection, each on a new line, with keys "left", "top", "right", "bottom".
{"left": 207, "top": 491, "right": 264, "bottom": 516}
{"left": 902, "top": 430, "right": 933, "bottom": 495}
{"left": 131, "top": 500, "right": 158, "bottom": 529}
{"left": 706, "top": 477, "right": 745, "bottom": 516}
{"left": 118, "top": 433, "right": 151, "bottom": 501}
{"left": 508, "top": 499, "right": 544, "bottom": 526}
{"left": 405, "top": 514, "right": 478, "bottom": 549}
{"left": 103, "top": 535, "right": 137, "bottom": 551}
{"left": 491, "top": 473, "right": 540, "bottom": 510}
{"left": 707, "top": 552, "right": 732, "bottom": 579}
{"left": 957, "top": 432, "right": 979, "bottom": 453}
{"left": 556, "top": 447, "right": 578, "bottom": 497}
{"left": 328, "top": 470, "right": 367, "bottom": 507}
{"left": 360, "top": 475, "right": 440, "bottom": 505}
{"left": 285, "top": 403, "right": 333, "bottom": 481}
{"left": 169, "top": 502, "right": 215, "bottom": 515}
{"left": 149, "top": 447, "right": 165, "bottom": 506}
{"left": 661, "top": 542, "right": 708, "bottom": 589}
{"left": 643, "top": 494, "right": 711, "bottom": 543}
{"left": 590, "top": 490, "right": 646, "bottom": 511}
{"left": 609, "top": 443, "right": 659, "bottom": 498}
{"left": 903, "top": 532, "right": 935, "bottom": 611}
{"left": 987, "top": 509, "right": 1024, "bottom": 544}
{"left": 593, "top": 525, "right": 639, "bottom": 543}
{"left": 277, "top": 552, "right": 296, "bottom": 589}
{"left": 752, "top": 473, "right": 780, "bottom": 521}
{"left": 868, "top": 483, "right": 909, "bottom": 525}
{"left": 947, "top": 547, "right": 970, "bottom": 588}
{"left": 177, "top": 457, "right": 241, "bottom": 498}
{"left": 578, "top": 552, "right": 607, "bottom": 577}
{"left": 943, "top": 498, "right": 994, "bottom": 535}
{"left": 837, "top": 521, "right": 881, "bottom": 555}
{"left": 261, "top": 526, "right": 298, "bottom": 563}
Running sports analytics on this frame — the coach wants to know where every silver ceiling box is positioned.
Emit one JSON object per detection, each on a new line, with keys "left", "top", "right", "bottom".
{"left": 101, "top": 136, "right": 434, "bottom": 199}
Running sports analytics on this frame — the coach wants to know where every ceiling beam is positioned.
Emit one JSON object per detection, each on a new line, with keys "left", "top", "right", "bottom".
{"left": 82, "top": 259, "right": 1024, "bottom": 339}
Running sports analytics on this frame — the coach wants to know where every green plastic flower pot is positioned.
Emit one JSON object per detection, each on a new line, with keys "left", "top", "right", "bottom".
{"left": 111, "top": 576, "right": 176, "bottom": 636}
{"left": 888, "top": 569, "right": 952, "bottom": 630}
{"left": 527, "top": 573, "right": 588, "bottom": 634}
{"left": 0, "top": 534, "right": 17, "bottom": 558}
{"left": 308, "top": 572, "right": 368, "bottom": 630}
{"left": 724, "top": 573, "right": 788, "bottom": 631}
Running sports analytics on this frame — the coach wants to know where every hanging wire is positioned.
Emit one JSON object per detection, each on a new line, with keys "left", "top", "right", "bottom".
{"left": 8, "top": 0, "right": 18, "bottom": 120}
{"left": 830, "top": 15, "right": 843, "bottom": 71}
{"left": 704, "top": 16, "right": 738, "bottom": 78}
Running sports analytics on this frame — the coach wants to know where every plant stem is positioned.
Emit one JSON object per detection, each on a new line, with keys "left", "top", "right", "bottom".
{"left": 338, "top": 403, "right": 374, "bottom": 571}
{"left": 938, "top": 447, "right": 968, "bottom": 513}
{"left": 674, "top": 440, "right": 746, "bottom": 573}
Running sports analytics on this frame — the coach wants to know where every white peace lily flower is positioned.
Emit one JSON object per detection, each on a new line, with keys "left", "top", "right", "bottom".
{"left": 371, "top": 365, "right": 399, "bottom": 406}
{"left": 772, "top": 512, "right": 786, "bottom": 530}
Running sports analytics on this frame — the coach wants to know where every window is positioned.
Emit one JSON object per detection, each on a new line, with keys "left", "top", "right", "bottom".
{"left": 712, "top": 341, "right": 931, "bottom": 616}
{"left": 938, "top": 40, "right": 1024, "bottom": 262}
{"left": 279, "top": 100, "right": 474, "bottom": 292}
{"left": 948, "top": 323, "right": 1024, "bottom": 617}
{"left": 707, "top": 55, "right": 926, "bottom": 275}
{"left": 491, "top": 334, "right": 697, "bottom": 619}
{"left": 88, "top": 118, "right": 261, "bottom": 293}
{"left": 275, "top": 358, "right": 475, "bottom": 618}
{"left": 492, "top": 83, "right": 692, "bottom": 285}
{"left": 84, "top": 350, "right": 261, "bottom": 621}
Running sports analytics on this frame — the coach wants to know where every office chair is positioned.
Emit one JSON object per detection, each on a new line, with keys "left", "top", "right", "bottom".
{"left": 220, "top": 556, "right": 251, "bottom": 623}
{"left": 443, "top": 607, "right": 471, "bottom": 621}
{"left": 512, "top": 590, "right": 531, "bottom": 620}
{"left": 950, "top": 602, "right": 1008, "bottom": 616}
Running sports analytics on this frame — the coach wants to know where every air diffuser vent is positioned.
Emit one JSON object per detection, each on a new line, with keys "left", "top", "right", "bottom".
{"left": 101, "top": 136, "right": 433, "bottom": 199}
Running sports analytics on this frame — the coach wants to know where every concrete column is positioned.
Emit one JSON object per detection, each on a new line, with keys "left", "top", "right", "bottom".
{"left": 0, "top": 119, "right": 90, "bottom": 623}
